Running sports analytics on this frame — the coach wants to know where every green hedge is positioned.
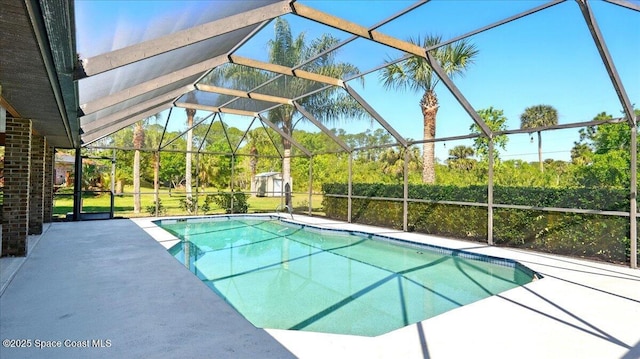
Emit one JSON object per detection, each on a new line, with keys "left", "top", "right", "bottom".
{"left": 322, "top": 183, "right": 631, "bottom": 264}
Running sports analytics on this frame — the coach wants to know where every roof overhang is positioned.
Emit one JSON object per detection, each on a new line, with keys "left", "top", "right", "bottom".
{"left": 0, "top": 0, "right": 80, "bottom": 148}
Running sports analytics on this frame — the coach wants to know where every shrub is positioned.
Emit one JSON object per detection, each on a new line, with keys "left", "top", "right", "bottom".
{"left": 322, "top": 183, "right": 631, "bottom": 264}
{"left": 179, "top": 196, "right": 197, "bottom": 214}
{"left": 145, "top": 198, "right": 167, "bottom": 216}
{"left": 207, "top": 192, "right": 248, "bottom": 214}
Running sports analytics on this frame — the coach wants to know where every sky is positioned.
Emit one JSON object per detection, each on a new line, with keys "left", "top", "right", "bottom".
{"left": 75, "top": 0, "right": 640, "bottom": 163}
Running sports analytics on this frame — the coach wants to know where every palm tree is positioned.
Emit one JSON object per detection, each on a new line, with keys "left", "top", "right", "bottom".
{"left": 248, "top": 135, "right": 259, "bottom": 195}
{"left": 447, "top": 145, "right": 475, "bottom": 171}
{"left": 520, "top": 105, "right": 558, "bottom": 172}
{"left": 185, "top": 108, "right": 196, "bottom": 203}
{"left": 206, "top": 18, "right": 367, "bottom": 189}
{"left": 449, "top": 145, "right": 474, "bottom": 159}
{"left": 132, "top": 115, "right": 163, "bottom": 213}
{"left": 379, "top": 35, "right": 478, "bottom": 183}
{"left": 132, "top": 120, "right": 145, "bottom": 213}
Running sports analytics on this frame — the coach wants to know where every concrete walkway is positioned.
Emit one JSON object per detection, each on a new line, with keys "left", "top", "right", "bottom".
{"left": 0, "top": 220, "right": 294, "bottom": 359}
{"left": 1, "top": 217, "right": 639, "bottom": 359}
{"left": 0, "top": 224, "right": 47, "bottom": 297}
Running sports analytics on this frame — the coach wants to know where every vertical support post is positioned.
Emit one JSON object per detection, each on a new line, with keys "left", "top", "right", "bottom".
{"left": 631, "top": 123, "right": 637, "bottom": 269}
{"left": 403, "top": 146, "right": 409, "bottom": 232}
{"left": 488, "top": 139, "right": 494, "bottom": 246}
{"left": 348, "top": 152, "right": 353, "bottom": 223}
{"left": 73, "top": 147, "right": 82, "bottom": 221}
{"left": 28, "top": 134, "right": 45, "bottom": 235}
{"left": 2, "top": 118, "right": 32, "bottom": 256}
{"left": 43, "top": 144, "right": 54, "bottom": 223}
{"left": 308, "top": 156, "right": 313, "bottom": 216}
{"left": 154, "top": 151, "right": 160, "bottom": 217}
{"left": 577, "top": 0, "right": 636, "bottom": 268}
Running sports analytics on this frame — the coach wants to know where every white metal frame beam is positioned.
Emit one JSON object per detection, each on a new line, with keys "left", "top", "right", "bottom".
{"left": 291, "top": 2, "right": 492, "bottom": 139}
{"left": 196, "top": 83, "right": 292, "bottom": 105}
{"left": 80, "top": 1, "right": 291, "bottom": 77}
{"left": 81, "top": 102, "right": 173, "bottom": 145}
{"left": 80, "top": 55, "right": 228, "bottom": 115}
{"left": 290, "top": 3, "right": 427, "bottom": 57}
{"left": 81, "top": 86, "right": 192, "bottom": 133}
{"left": 229, "top": 55, "right": 344, "bottom": 87}
{"left": 175, "top": 102, "right": 257, "bottom": 117}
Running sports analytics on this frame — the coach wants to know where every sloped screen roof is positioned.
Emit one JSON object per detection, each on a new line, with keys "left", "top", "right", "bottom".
{"left": 73, "top": 0, "right": 638, "bottom": 151}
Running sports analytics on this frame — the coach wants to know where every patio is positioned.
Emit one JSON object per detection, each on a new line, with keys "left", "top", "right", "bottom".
{"left": 0, "top": 220, "right": 294, "bottom": 359}
{"left": 1, "top": 217, "right": 639, "bottom": 359}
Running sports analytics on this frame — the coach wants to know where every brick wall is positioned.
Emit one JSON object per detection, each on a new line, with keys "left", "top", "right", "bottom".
{"left": 2, "top": 118, "right": 32, "bottom": 257}
{"left": 29, "top": 134, "right": 45, "bottom": 234}
{"left": 43, "top": 144, "right": 54, "bottom": 223}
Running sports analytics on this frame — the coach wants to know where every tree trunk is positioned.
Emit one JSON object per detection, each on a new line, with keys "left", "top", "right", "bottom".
{"left": 249, "top": 145, "right": 258, "bottom": 196}
{"left": 133, "top": 149, "right": 141, "bottom": 213}
{"left": 538, "top": 131, "right": 543, "bottom": 172}
{"left": 154, "top": 151, "right": 159, "bottom": 216}
{"left": 185, "top": 109, "right": 195, "bottom": 200}
{"left": 421, "top": 90, "right": 439, "bottom": 183}
{"left": 132, "top": 121, "right": 145, "bottom": 213}
{"left": 282, "top": 117, "right": 293, "bottom": 190}
{"left": 283, "top": 145, "right": 291, "bottom": 190}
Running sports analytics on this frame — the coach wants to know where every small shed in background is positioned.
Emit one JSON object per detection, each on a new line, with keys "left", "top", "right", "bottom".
{"left": 254, "top": 172, "right": 283, "bottom": 197}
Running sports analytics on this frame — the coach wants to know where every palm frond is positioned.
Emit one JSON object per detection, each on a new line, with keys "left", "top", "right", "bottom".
{"left": 379, "top": 34, "right": 478, "bottom": 94}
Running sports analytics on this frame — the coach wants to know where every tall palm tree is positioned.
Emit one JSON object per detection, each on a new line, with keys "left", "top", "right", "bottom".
{"left": 185, "top": 108, "right": 196, "bottom": 203}
{"left": 520, "top": 104, "right": 558, "bottom": 172}
{"left": 248, "top": 135, "right": 259, "bottom": 195}
{"left": 379, "top": 35, "right": 478, "bottom": 183}
{"left": 132, "top": 120, "right": 145, "bottom": 213}
{"left": 132, "top": 115, "right": 163, "bottom": 213}
{"left": 206, "top": 18, "right": 367, "bottom": 188}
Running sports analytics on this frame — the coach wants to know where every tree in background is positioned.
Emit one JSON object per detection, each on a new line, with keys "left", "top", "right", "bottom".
{"left": 131, "top": 114, "right": 164, "bottom": 213}
{"left": 469, "top": 107, "right": 509, "bottom": 162}
{"left": 520, "top": 104, "right": 558, "bottom": 172}
{"left": 197, "top": 122, "right": 244, "bottom": 190}
{"left": 380, "top": 35, "right": 478, "bottom": 183}
{"left": 206, "top": 18, "right": 367, "bottom": 190}
{"left": 132, "top": 120, "right": 145, "bottom": 213}
{"left": 185, "top": 108, "right": 196, "bottom": 206}
{"left": 570, "top": 110, "right": 639, "bottom": 188}
{"left": 447, "top": 145, "right": 475, "bottom": 171}
{"left": 244, "top": 129, "right": 277, "bottom": 193}
{"left": 379, "top": 145, "right": 421, "bottom": 181}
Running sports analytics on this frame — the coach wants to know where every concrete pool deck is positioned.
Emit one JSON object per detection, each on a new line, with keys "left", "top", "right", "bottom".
{"left": 0, "top": 220, "right": 294, "bottom": 359}
{"left": 1, "top": 216, "right": 639, "bottom": 358}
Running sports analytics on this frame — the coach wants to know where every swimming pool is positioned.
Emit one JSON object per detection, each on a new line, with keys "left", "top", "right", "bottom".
{"left": 157, "top": 215, "right": 536, "bottom": 337}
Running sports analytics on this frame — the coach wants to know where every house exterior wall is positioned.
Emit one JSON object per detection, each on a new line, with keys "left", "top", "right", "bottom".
{"left": 43, "top": 143, "right": 54, "bottom": 223}
{"left": 2, "top": 118, "right": 32, "bottom": 256}
{"left": 29, "top": 134, "right": 45, "bottom": 234}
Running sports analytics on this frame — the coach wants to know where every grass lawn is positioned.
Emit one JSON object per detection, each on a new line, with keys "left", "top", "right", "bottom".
{"left": 53, "top": 187, "right": 325, "bottom": 219}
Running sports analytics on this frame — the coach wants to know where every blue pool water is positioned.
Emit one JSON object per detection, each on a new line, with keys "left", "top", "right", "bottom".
{"left": 158, "top": 216, "right": 535, "bottom": 337}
